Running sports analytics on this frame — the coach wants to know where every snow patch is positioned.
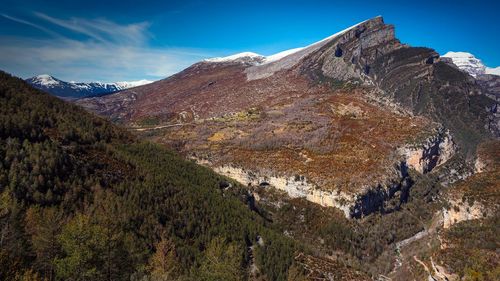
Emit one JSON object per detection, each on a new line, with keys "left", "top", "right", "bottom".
{"left": 263, "top": 47, "right": 305, "bottom": 63}
{"left": 203, "top": 52, "right": 264, "bottom": 63}
{"left": 114, "top": 79, "right": 153, "bottom": 89}
{"left": 485, "top": 66, "right": 500, "bottom": 76}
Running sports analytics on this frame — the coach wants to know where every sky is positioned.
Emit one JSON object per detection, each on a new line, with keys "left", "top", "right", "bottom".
{"left": 0, "top": 0, "right": 498, "bottom": 82}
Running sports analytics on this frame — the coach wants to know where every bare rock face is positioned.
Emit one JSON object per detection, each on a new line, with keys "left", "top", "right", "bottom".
{"left": 303, "top": 16, "right": 402, "bottom": 84}
{"left": 398, "top": 128, "right": 456, "bottom": 174}
{"left": 195, "top": 160, "right": 354, "bottom": 217}
{"left": 196, "top": 159, "right": 413, "bottom": 219}
{"left": 476, "top": 74, "right": 500, "bottom": 99}
{"left": 442, "top": 199, "right": 486, "bottom": 229}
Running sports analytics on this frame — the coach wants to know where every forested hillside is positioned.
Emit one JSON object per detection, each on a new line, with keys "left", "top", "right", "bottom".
{"left": 0, "top": 71, "right": 299, "bottom": 281}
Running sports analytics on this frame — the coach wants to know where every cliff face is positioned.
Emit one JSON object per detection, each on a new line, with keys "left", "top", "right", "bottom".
{"left": 476, "top": 74, "right": 500, "bottom": 136}
{"left": 301, "top": 16, "right": 402, "bottom": 84}
{"left": 398, "top": 128, "right": 456, "bottom": 174}
{"left": 369, "top": 49, "right": 495, "bottom": 153}
{"left": 442, "top": 199, "right": 486, "bottom": 229}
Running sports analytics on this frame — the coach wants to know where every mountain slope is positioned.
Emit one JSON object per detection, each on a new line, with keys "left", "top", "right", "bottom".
{"left": 25, "top": 74, "right": 152, "bottom": 99}
{"left": 77, "top": 16, "right": 497, "bottom": 219}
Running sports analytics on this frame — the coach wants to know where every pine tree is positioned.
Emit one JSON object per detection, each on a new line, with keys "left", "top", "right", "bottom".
{"left": 91, "top": 190, "right": 135, "bottom": 281}
{"left": 55, "top": 213, "right": 106, "bottom": 281}
{"left": 0, "top": 191, "right": 32, "bottom": 281}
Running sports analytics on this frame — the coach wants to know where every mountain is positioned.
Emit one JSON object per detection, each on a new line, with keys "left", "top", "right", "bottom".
{"left": 74, "top": 16, "right": 499, "bottom": 280}
{"left": 442, "top": 51, "right": 500, "bottom": 77}
{"left": 25, "top": 74, "right": 153, "bottom": 99}
{"left": 77, "top": 16, "right": 496, "bottom": 206}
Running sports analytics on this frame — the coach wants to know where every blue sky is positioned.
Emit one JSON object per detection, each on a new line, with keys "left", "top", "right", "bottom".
{"left": 0, "top": 0, "right": 498, "bottom": 82}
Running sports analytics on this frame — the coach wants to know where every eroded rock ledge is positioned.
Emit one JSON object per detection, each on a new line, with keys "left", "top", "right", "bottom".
{"left": 194, "top": 160, "right": 412, "bottom": 219}
{"left": 195, "top": 128, "right": 456, "bottom": 219}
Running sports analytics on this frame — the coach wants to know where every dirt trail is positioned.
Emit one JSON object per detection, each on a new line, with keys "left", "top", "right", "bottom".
{"left": 132, "top": 123, "right": 191, "bottom": 131}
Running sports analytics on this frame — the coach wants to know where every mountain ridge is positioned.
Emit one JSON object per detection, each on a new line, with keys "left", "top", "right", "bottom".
{"left": 202, "top": 17, "right": 376, "bottom": 67}
{"left": 25, "top": 74, "right": 153, "bottom": 99}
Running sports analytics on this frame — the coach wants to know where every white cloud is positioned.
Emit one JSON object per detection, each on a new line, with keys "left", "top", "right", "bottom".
{"left": 34, "top": 12, "right": 150, "bottom": 45}
{"left": 0, "top": 13, "right": 214, "bottom": 82}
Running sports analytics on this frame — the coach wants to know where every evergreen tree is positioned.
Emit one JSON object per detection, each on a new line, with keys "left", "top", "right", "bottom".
{"left": 198, "top": 237, "right": 244, "bottom": 281}
{"left": 55, "top": 213, "right": 106, "bottom": 281}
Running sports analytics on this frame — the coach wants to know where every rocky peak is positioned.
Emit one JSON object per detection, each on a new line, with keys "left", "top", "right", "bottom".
{"left": 299, "top": 15, "right": 402, "bottom": 84}
{"left": 245, "top": 16, "right": 395, "bottom": 81}
{"left": 442, "top": 51, "right": 485, "bottom": 77}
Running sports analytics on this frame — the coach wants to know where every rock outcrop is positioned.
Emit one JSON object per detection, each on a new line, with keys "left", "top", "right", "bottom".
{"left": 398, "top": 128, "right": 456, "bottom": 174}
{"left": 476, "top": 74, "right": 500, "bottom": 137}
{"left": 442, "top": 199, "right": 486, "bottom": 229}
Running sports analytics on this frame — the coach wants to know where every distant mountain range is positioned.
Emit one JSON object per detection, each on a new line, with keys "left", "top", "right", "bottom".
{"left": 24, "top": 52, "right": 498, "bottom": 101}
{"left": 25, "top": 74, "right": 153, "bottom": 99}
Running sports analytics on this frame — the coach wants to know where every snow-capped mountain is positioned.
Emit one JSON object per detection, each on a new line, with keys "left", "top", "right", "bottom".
{"left": 442, "top": 51, "right": 500, "bottom": 77}
{"left": 26, "top": 74, "right": 153, "bottom": 99}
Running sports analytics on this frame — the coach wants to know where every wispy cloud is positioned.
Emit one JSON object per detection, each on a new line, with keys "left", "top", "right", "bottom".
{"left": 0, "top": 13, "right": 213, "bottom": 82}
{"left": 1, "top": 13, "right": 61, "bottom": 37}
{"left": 34, "top": 12, "right": 150, "bottom": 45}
